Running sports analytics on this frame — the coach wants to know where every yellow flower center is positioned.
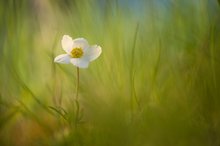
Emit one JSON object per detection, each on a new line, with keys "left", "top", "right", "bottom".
{"left": 71, "top": 47, "right": 83, "bottom": 58}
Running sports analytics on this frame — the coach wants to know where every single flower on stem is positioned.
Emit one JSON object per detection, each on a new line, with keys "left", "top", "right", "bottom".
{"left": 54, "top": 35, "right": 102, "bottom": 68}
{"left": 54, "top": 35, "right": 102, "bottom": 129}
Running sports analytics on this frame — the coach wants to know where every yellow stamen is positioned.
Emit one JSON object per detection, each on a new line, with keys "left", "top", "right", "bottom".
{"left": 71, "top": 47, "right": 83, "bottom": 58}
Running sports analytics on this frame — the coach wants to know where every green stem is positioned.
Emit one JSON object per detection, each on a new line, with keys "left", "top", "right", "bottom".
{"left": 76, "top": 67, "right": 79, "bottom": 100}
{"left": 75, "top": 67, "right": 80, "bottom": 129}
{"left": 130, "top": 23, "right": 140, "bottom": 120}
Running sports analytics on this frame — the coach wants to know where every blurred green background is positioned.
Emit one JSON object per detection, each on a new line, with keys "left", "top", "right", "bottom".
{"left": 0, "top": 0, "right": 220, "bottom": 145}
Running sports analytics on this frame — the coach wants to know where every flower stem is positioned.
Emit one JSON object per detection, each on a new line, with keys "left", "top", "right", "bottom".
{"left": 76, "top": 67, "right": 80, "bottom": 100}
{"left": 75, "top": 67, "right": 80, "bottom": 129}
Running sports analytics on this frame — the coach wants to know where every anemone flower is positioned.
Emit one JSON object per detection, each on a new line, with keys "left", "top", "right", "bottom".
{"left": 54, "top": 35, "right": 102, "bottom": 68}
{"left": 54, "top": 35, "right": 102, "bottom": 128}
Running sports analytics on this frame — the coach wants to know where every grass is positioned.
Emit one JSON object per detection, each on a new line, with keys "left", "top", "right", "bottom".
{"left": 0, "top": 0, "right": 220, "bottom": 146}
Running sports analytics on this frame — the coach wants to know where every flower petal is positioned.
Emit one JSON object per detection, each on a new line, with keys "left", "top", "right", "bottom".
{"left": 62, "top": 35, "right": 73, "bottom": 54}
{"left": 86, "top": 45, "right": 102, "bottom": 61}
{"left": 54, "top": 54, "right": 71, "bottom": 64}
{"left": 70, "top": 58, "right": 90, "bottom": 68}
{"left": 72, "top": 38, "right": 89, "bottom": 50}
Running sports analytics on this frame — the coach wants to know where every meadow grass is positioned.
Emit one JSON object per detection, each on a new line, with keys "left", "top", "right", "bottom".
{"left": 0, "top": 0, "right": 220, "bottom": 146}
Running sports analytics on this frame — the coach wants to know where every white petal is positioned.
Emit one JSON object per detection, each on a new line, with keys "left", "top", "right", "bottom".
{"left": 70, "top": 58, "right": 90, "bottom": 68}
{"left": 54, "top": 54, "right": 71, "bottom": 64}
{"left": 62, "top": 35, "right": 73, "bottom": 54}
{"left": 86, "top": 45, "right": 102, "bottom": 61}
{"left": 72, "top": 38, "right": 89, "bottom": 50}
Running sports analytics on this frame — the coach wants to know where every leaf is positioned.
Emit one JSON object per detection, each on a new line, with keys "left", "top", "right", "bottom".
{"left": 48, "top": 106, "right": 68, "bottom": 120}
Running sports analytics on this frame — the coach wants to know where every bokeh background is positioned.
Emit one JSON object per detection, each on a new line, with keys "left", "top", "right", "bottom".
{"left": 1, "top": 0, "right": 220, "bottom": 145}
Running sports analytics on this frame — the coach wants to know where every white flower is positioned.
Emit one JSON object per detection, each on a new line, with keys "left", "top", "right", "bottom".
{"left": 54, "top": 35, "right": 102, "bottom": 68}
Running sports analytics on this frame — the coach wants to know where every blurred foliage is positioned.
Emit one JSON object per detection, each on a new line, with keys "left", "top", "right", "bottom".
{"left": 0, "top": 0, "right": 220, "bottom": 146}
